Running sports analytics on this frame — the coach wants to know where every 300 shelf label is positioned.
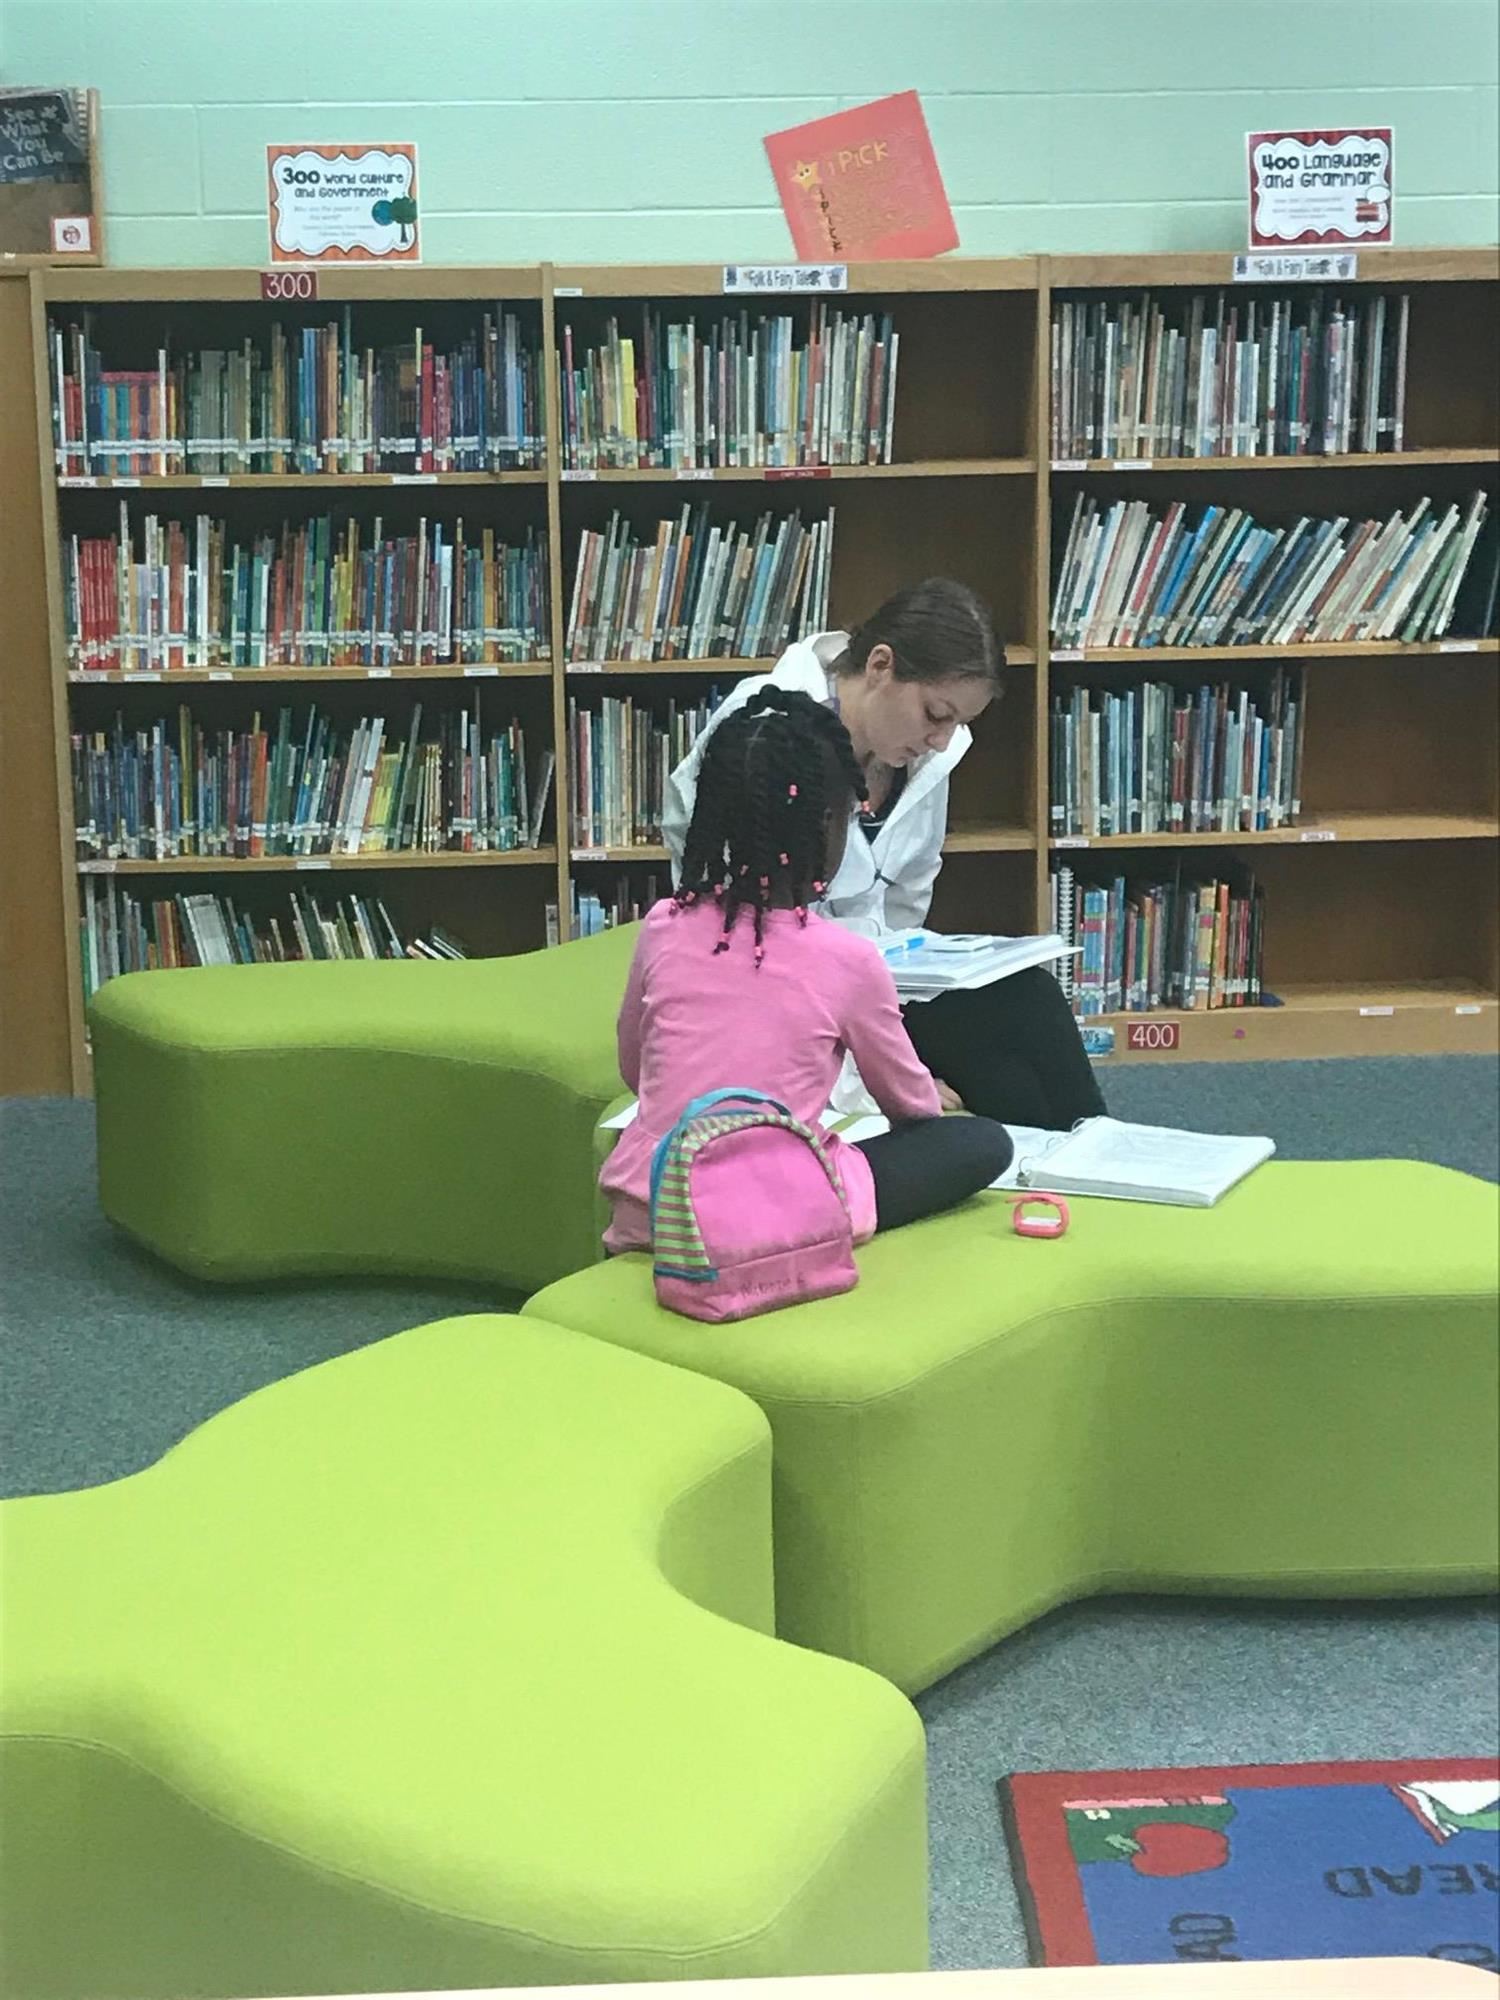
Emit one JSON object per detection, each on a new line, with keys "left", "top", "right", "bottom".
{"left": 261, "top": 270, "right": 318, "bottom": 301}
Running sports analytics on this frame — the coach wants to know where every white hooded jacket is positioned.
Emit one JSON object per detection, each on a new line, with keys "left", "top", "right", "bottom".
{"left": 660, "top": 631, "right": 971, "bottom": 939}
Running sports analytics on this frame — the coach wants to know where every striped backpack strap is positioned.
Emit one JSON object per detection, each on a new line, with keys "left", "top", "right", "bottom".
{"left": 649, "top": 1095, "right": 852, "bottom": 1284}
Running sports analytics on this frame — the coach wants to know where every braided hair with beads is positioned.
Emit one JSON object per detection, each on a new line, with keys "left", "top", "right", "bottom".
{"left": 675, "top": 687, "right": 866, "bottom": 966}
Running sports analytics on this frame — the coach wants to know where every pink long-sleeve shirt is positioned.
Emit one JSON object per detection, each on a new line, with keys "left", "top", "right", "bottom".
{"left": 600, "top": 898, "right": 942, "bottom": 1254}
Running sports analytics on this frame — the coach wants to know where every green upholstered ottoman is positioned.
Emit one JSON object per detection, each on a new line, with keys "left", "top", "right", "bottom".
{"left": 0, "top": 1315, "right": 927, "bottom": 1999}
{"left": 527, "top": 1161, "right": 1500, "bottom": 1694}
{"left": 89, "top": 924, "right": 636, "bottom": 1293}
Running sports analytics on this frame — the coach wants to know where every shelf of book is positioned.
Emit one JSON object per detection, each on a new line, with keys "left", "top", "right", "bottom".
{"left": 56, "top": 472, "right": 550, "bottom": 490}
{"left": 561, "top": 460, "right": 1037, "bottom": 483}
{"left": 76, "top": 850, "right": 559, "bottom": 874}
{"left": 1056, "top": 449, "right": 1496, "bottom": 475}
{"left": 1, "top": 250, "right": 1493, "bottom": 1096}
{"left": 1049, "top": 639, "right": 1499, "bottom": 664}
{"left": 1089, "top": 984, "right": 1498, "bottom": 1066}
{"left": 566, "top": 657, "right": 769, "bottom": 677}
{"left": 571, "top": 845, "right": 670, "bottom": 864}
{"left": 943, "top": 825, "right": 1037, "bottom": 853}
{"left": 1050, "top": 813, "right": 1500, "bottom": 851}
{"left": 68, "top": 664, "right": 554, "bottom": 684}
{"left": 564, "top": 648, "right": 1041, "bottom": 676}
{"left": 1048, "top": 250, "right": 1500, "bottom": 289}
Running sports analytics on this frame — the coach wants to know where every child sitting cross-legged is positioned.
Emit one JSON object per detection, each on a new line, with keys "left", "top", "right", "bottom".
{"left": 600, "top": 686, "right": 1012, "bottom": 1254}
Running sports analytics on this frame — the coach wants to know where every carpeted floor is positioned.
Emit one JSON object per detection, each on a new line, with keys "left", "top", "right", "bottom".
{"left": 3, "top": 1053, "right": 1498, "bottom": 1968}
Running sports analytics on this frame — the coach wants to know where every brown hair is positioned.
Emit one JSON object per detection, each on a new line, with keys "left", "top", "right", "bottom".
{"left": 838, "top": 578, "right": 1003, "bottom": 691}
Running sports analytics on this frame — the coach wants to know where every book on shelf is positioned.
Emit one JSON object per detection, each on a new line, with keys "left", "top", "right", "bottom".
{"left": 1002, "top": 1117, "right": 1276, "bottom": 1207}
{"left": 559, "top": 302, "right": 898, "bottom": 469}
{"left": 1051, "top": 862, "right": 1265, "bottom": 1015}
{"left": 65, "top": 508, "right": 550, "bottom": 673}
{"left": 49, "top": 306, "right": 543, "bottom": 476}
{"left": 1051, "top": 289, "right": 1409, "bottom": 460}
{"left": 1049, "top": 669, "right": 1305, "bottom": 838}
{"left": 565, "top": 505, "right": 833, "bottom": 662}
{"left": 1451, "top": 510, "right": 1500, "bottom": 639}
{"left": 1051, "top": 489, "right": 1491, "bottom": 649}
{"left": 79, "top": 876, "right": 472, "bottom": 1003}
{"left": 72, "top": 701, "right": 547, "bottom": 860}
{"left": 562, "top": 872, "right": 667, "bottom": 941}
{"left": 567, "top": 692, "right": 723, "bottom": 850}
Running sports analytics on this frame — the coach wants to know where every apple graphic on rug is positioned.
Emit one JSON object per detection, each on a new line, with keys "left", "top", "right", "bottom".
{"left": 1066, "top": 1797, "right": 1237, "bottom": 1876}
{"left": 1126, "top": 1821, "right": 1232, "bottom": 1876}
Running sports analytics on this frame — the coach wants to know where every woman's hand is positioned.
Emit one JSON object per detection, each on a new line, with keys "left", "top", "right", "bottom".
{"left": 935, "top": 1078, "right": 966, "bottom": 1113}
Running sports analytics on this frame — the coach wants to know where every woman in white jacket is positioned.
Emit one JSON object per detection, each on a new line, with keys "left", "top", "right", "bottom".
{"left": 662, "top": 578, "right": 1106, "bottom": 1130}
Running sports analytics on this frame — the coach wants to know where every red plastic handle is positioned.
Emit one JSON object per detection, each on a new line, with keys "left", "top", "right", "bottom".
{"left": 1008, "top": 1193, "right": 1070, "bottom": 1239}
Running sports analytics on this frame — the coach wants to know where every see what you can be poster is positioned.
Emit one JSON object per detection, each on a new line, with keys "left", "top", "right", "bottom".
{"left": 267, "top": 142, "right": 420, "bottom": 263}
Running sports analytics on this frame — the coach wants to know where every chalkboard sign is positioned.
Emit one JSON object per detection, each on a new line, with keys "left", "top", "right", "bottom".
{"left": 0, "top": 88, "right": 102, "bottom": 262}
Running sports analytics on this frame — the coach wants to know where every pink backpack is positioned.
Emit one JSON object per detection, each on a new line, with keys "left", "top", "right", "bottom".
{"left": 649, "top": 1089, "right": 859, "bottom": 1323}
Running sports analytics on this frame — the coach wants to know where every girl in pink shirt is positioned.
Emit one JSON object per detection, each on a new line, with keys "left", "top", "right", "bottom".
{"left": 601, "top": 688, "right": 1011, "bottom": 1255}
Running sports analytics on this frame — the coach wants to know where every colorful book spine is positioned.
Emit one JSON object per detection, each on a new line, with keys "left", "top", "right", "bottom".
{"left": 72, "top": 701, "right": 545, "bottom": 859}
{"left": 559, "top": 303, "right": 898, "bottom": 469}
{"left": 1050, "top": 863, "right": 1265, "bottom": 1015}
{"left": 63, "top": 510, "right": 549, "bottom": 671}
{"left": 566, "top": 693, "right": 725, "bottom": 848}
{"left": 566, "top": 869, "right": 668, "bottom": 939}
{"left": 78, "top": 877, "right": 473, "bottom": 1003}
{"left": 1051, "top": 491, "right": 1489, "bottom": 648}
{"left": 48, "top": 307, "right": 544, "bottom": 476}
{"left": 565, "top": 507, "right": 833, "bottom": 663}
{"left": 1050, "top": 291, "right": 1411, "bottom": 460}
{"left": 1049, "top": 670, "right": 1304, "bottom": 837}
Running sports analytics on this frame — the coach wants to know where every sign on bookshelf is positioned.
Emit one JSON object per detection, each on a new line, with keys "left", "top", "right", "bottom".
{"left": 1127, "top": 1021, "right": 1180, "bottom": 1052}
{"left": 266, "top": 142, "right": 420, "bottom": 264}
{"left": 1233, "top": 251, "right": 1358, "bottom": 283}
{"left": 722, "top": 263, "right": 848, "bottom": 295}
{"left": 261, "top": 269, "right": 318, "bottom": 301}
{"left": 1247, "top": 128, "right": 1393, "bottom": 249}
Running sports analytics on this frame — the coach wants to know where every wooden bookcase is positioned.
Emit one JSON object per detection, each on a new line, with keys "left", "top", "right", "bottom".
{"left": 4, "top": 249, "right": 1496, "bottom": 1096}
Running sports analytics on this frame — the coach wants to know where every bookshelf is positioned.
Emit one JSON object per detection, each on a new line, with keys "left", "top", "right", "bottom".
{"left": 2, "top": 250, "right": 1495, "bottom": 1095}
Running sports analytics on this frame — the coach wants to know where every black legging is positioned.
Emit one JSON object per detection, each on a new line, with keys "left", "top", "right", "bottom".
{"left": 856, "top": 1114, "right": 1013, "bottom": 1232}
{"left": 902, "top": 966, "right": 1107, "bottom": 1130}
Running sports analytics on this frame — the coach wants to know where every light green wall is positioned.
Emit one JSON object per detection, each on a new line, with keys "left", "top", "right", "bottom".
{"left": 3, "top": 0, "right": 1496, "bottom": 266}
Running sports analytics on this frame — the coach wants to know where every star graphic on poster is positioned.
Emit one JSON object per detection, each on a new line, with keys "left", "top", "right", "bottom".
{"left": 792, "top": 159, "right": 821, "bottom": 189}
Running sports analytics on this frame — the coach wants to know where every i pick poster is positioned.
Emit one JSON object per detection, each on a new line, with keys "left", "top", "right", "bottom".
{"left": 764, "top": 91, "right": 957, "bottom": 262}
{"left": 267, "top": 143, "right": 420, "bottom": 264}
{"left": 1248, "top": 128, "right": 1393, "bottom": 248}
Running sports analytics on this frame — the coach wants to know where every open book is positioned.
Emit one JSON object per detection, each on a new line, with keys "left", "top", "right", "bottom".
{"left": 1005, "top": 1117, "right": 1276, "bottom": 1207}
{"left": 880, "top": 930, "right": 1078, "bottom": 1002}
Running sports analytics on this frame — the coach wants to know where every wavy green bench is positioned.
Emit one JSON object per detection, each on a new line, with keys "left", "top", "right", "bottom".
{"left": 0, "top": 1314, "right": 926, "bottom": 1999}
{"left": 528, "top": 1160, "right": 1500, "bottom": 1694}
{"left": 88, "top": 925, "right": 636, "bottom": 1294}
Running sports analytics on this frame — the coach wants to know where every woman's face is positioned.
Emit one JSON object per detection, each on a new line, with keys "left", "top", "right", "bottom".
{"left": 848, "top": 645, "right": 993, "bottom": 767}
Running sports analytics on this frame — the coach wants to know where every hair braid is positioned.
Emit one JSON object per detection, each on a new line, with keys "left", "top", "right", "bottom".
{"left": 675, "top": 686, "right": 865, "bottom": 963}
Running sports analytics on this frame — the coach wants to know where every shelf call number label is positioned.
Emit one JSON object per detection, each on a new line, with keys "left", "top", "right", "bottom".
{"left": 1127, "top": 1021, "right": 1180, "bottom": 1052}
{"left": 261, "top": 269, "right": 319, "bottom": 301}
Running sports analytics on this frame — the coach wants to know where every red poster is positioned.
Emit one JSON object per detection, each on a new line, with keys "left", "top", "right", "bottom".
{"left": 764, "top": 91, "right": 957, "bottom": 262}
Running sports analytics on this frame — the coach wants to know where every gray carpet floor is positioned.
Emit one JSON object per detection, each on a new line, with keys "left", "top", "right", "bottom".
{"left": 3, "top": 1054, "right": 1498, "bottom": 1969}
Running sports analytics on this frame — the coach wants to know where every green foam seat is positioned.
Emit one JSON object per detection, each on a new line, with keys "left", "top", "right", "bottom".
{"left": 88, "top": 925, "right": 636, "bottom": 1292}
{"left": 528, "top": 1161, "right": 1500, "bottom": 1694}
{"left": 0, "top": 1315, "right": 927, "bottom": 1998}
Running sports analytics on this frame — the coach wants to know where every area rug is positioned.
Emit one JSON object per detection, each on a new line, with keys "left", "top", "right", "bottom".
{"left": 999, "top": 1757, "right": 1499, "bottom": 1970}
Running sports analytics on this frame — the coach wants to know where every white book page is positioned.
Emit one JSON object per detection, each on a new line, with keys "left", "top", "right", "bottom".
{"left": 1030, "top": 1117, "right": 1275, "bottom": 1203}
